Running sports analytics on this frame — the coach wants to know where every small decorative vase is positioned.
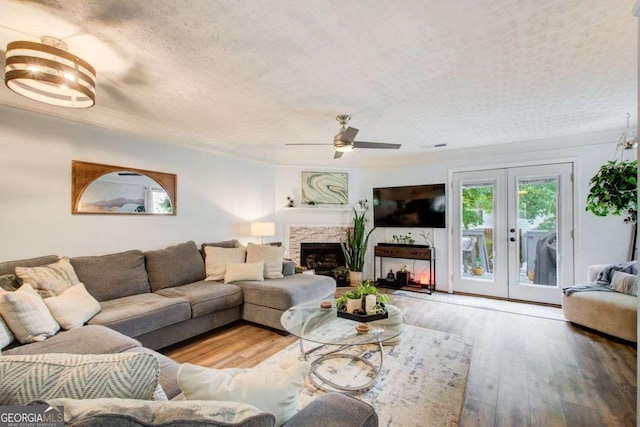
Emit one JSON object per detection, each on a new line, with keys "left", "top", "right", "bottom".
{"left": 365, "top": 294, "right": 377, "bottom": 314}
{"left": 472, "top": 266, "right": 484, "bottom": 276}
{"left": 346, "top": 297, "right": 363, "bottom": 314}
{"left": 349, "top": 271, "right": 363, "bottom": 287}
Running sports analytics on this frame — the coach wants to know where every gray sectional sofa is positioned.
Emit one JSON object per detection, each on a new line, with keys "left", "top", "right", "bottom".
{"left": 0, "top": 240, "right": 378, "bottom": 426}
{"left": 2, "top": 240, "right": 335, "bottom": 350}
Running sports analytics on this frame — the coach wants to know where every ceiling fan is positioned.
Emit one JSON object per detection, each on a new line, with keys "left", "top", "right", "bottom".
{"left": 286, "top": 115, "right": 401, "bottom": 159}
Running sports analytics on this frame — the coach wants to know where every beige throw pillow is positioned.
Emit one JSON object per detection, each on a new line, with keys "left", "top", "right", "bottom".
{"left": 44, "top": 283, "right": 101, "bottom": 330}
{"left": 246, "top": 243, "right": 285, "bottom": 279}
{"left": 204, "top": 246, "right": 247, "bottom": 281}
{"left": 178, "top": 361, "right": 310, "bottom": 427}
{"left": 15, "top": 257, "right": 80, "bottom": 298}
{"left": 224, "top": 262, "right": 264, "bottom": 284}
{"left": 0, "top": 284, "right": 60, "bottom": 343}
{"left": 611, "top": 271, "right": 638, "bottom": 296}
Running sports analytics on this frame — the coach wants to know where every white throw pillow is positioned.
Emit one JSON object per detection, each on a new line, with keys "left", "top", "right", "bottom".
{"left": 0, "top": 284, "right": 60, "bottom": 343}
{"left": 15, "top": 257, "right": 80, "bottom": 298}
{"left": 204, "top": 246, "right": 247, "bottom": 281}
{"left": 611, "top": 271, "right": 638, "bottom": 296}
{"left": 44, "top": 283, "right": 101, "bottom": 330}
{"left": 246, "top": 243, "right": 285, "bottom": 279}
{"left": 178, "top": 361, "right": 310, "bottom": 427}
{"left": 224, "top": 262, "right": 265, "bottom": 284}
{"left": 0, "top": 315, "right": 15, "bottom": 350}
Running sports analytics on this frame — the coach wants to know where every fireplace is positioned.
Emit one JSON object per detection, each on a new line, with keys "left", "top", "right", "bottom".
{"left": 300, "top": 242, "right": 346, "bottom": 280}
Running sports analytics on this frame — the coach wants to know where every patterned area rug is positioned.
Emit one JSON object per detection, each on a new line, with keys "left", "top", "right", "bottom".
{"left": 393, "top": 290, "right": 566, "bottom": 321}
{"left": 257, "top": 324, "right": 473, "bottom": 426}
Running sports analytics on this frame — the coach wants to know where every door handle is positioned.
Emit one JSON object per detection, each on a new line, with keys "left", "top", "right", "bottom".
{"left": 510, "top": 237, "right": 516, "bottom": 242}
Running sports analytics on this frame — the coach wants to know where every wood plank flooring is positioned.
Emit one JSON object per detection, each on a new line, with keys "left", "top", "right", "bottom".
{"left": 162, "top": 291, "right": 637, "bottom": 427}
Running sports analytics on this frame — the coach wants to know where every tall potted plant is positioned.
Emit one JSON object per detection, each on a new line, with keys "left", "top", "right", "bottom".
{"left": 586, "top": 159, "right": 638, "bottom": 259}
{"left": 341, "top": 206, "right": 375, "bottom": 286}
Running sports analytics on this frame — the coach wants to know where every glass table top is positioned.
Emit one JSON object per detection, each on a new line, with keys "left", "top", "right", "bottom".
{"left": 280, "top": 300, "right": 401, "bottom": 346}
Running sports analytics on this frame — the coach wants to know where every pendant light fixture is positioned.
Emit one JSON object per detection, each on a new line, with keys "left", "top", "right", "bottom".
{"left": 618, "top": 113, "right": 638, "bottom": 150}
{"left": 4, "top": 36, "right": 96, "bottom": 108}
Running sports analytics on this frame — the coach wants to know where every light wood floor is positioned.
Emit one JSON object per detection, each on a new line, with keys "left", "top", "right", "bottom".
{"left": 163, "top": 291, "right": 637, "bottom": 427}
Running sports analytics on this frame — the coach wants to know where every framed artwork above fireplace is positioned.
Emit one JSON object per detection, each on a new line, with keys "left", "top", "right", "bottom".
{"left": 301, "top": 171, "right": 348, "bottom": 205}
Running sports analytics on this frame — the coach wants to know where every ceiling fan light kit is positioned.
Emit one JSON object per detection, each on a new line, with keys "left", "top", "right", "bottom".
{"left": 4, "top": 36, "right": 96, "bottom": 108}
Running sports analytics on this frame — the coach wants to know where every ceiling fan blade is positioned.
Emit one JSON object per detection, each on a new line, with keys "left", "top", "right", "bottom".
{"left": 339, "top": 127, "right": 359, "bottom": 143}
{"left": 285, "top": 143, "right": 333, "bottom": 146}
{"left": 334, "top": 151, "right": 344, "bottom": 159}
{"left": 353, "top": 141, "right": 401, "bottom": 149}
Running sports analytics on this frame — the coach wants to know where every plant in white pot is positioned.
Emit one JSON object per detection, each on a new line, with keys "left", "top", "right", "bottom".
{"left": 341, "top": 204, "right": 375, "bottom": 286}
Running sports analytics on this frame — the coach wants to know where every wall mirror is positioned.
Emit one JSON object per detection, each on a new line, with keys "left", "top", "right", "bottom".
{"left": 72, "top": 161, "right": 177, "bottom": 215}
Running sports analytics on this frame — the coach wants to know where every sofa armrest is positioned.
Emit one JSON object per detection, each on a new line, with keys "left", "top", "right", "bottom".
{"left": 282, "top": 261, "right": 296, "bottom": 276}
{"left": 284, "top": 393, "right": 378, "bottom": 427}
{"left": 587, "top": 264, "right": 610, "bottom": 282}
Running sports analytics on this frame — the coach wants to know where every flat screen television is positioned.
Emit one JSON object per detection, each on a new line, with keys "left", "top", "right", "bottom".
{"left": 372, "top": 184, "right": 446, "bottom": 228}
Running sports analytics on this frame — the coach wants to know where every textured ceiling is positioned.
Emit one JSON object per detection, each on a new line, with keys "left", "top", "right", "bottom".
{"left": 0, "top": 0, "right": 637, "bottom": 167}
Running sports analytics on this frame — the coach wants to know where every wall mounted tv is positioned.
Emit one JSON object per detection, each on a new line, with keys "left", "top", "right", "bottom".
{"left": 372, "top": 184, "right": 446, "bottom": 228}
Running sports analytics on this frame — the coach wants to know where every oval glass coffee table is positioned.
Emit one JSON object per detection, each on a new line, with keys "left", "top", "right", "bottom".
{"left": 280, "top": 300, "right": 402, "bottom": 394}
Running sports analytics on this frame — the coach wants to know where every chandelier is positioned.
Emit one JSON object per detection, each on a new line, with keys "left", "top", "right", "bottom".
{"left": 4, "top": 36, "right": 96, "bottom": 108}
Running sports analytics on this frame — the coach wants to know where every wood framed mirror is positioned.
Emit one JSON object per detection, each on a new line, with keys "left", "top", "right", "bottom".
{"left": 72, "top": 161, "right": 177, "bottom": 215}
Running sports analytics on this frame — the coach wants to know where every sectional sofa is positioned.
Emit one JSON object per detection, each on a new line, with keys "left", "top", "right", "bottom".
{"left": 0, "top": 240, "right": 378, "bottom": 426}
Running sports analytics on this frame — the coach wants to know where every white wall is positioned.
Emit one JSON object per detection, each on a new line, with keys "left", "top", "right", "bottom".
{"left": 0, "top": 106, "right": 276, "bottom": 260}
{"left": 363, "top": 137, "right": 635, "bottom": 290}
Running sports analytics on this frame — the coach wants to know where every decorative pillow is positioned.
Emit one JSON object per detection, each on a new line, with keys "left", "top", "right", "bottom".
{"left": 44, "top": 283, "right": 101, "bottom": 330}
{"left": 0, "top": 284, "right": 60, "bottom": 343}
{"left": 610, "top": 271, "right": 638, "bottom": 296}
{"left": 0, "top": 315, "right": 15, "bottom": 350}
{"left": 204, "top": 246, "right": 247, "bottom": 281}
{"left": 246, "top": 243, "right": 285, "bottom": 279}
{"left": 0, "top": 353, "right": 160, "bottom": 405}
{"left": 15, "top": 257, "right": 80, "bottom": 298}
{"left": 47, "top": 397, "right": 272, "bottom": 427}
{"left": 178, "top": 361, "right": 310, "bottom": 427}
{"left": 224, "top": 262, "right": 265, "bottom": 284}
{"left": 0, "top": 274, "right": 20, "bottom": 291}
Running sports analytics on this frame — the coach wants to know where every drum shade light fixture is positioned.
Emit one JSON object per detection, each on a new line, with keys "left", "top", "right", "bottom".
{"left": 4, "top": 36, "right": 96, "bottom": 108}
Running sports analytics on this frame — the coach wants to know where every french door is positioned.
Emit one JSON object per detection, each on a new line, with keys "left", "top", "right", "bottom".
{"left": 451, "top": 163, "right": 574, "bottom": 304}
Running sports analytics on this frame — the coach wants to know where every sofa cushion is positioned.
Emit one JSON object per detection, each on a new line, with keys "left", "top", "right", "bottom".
{"left": 47, "top": 398, "right": 274, "bottom": 427}
{"left": 0, "top": 353, "right": 159, "bottom": 405}
{"left": 88, "top": 293, "right": 191, "bottom": 338}
{"left": 236, "top": 274, "right": 336, "bottom": 311}
{"left": 15, "top": 257, "right": 80, "bottom": 298}
{"left": 145, "top": 241, "right": 206, "bottom": 292}
{"left": 204, "top": 246, "right": 247, "bottom": 281}
{"left": 201, "top": 239, "right": 241, "bottom": 253}
{"left": 0, "top": 284, "right": 60, "bottom": 343}
{"left": 3, "top": 325, "right": 142, "bottom": 356}
{"left": 71, "top": 250, "right": 150, "bottom": 302}
{"left": 44, "top": 283, "right": 102, "bottom": 330}
{"left": 178, "top": 362, "right": 310, "bottom": 427}
{"left": 0, "top": 255, "right": 59, "bottom": 276}
{"left": 156, "top": 281, "right": 243, "bottom": 318}
{"left": 246, "top": 243, "right": 285, "bottom": 279}
{"left": 562, "top": 291, "right": 637, "bottom": 342}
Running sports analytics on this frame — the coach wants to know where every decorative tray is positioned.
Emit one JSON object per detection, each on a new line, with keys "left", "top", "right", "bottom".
{"left": 337, "top": 310, "right": 388, "bottom": 322}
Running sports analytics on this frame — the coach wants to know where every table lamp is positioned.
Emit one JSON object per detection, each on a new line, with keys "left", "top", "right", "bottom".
{"left": 251, "top": 222, "right": 275, "bottom": 244}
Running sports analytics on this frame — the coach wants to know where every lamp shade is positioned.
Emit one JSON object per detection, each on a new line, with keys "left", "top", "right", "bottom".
{"left": 251, "top": 222, "right": 276, "bottom": 237}
{"left": 4, "top": 36, "right": 96, "bottom": 108}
